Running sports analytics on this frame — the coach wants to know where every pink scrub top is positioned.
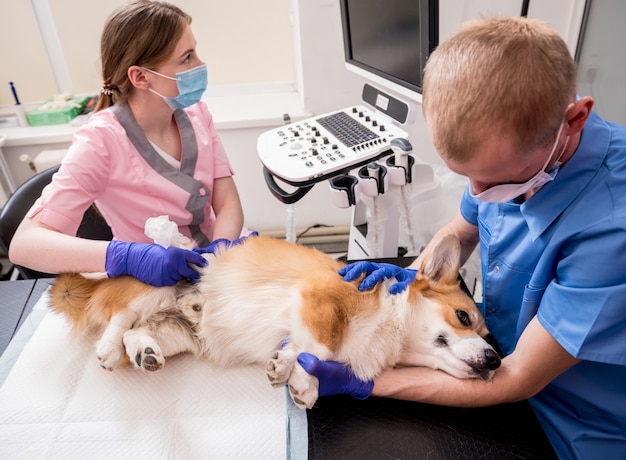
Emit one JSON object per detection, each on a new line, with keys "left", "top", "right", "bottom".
{"left": 27, "top": 102, "right": 234, "bottom": 246}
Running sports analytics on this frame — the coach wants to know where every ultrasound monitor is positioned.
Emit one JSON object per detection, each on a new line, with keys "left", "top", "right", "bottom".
{"left": 340, "top": 0, "right": 439, "bottom": 120}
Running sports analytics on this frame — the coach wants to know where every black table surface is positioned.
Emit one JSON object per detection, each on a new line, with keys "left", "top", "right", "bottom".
{"left": 0, "top": 278, "right": 54, "bottom": 358}
{"left": 307, "top": 395, "right": 556, "bottom": 459}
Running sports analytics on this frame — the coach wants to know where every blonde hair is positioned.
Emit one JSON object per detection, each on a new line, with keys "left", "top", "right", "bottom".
{"left": 422, "top": 17, "right": 577, "bottom": 162}
{"left": 96, "top": 1, "right": 191, "bottom": 112}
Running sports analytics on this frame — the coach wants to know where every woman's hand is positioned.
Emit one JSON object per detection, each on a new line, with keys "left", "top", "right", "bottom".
{"left": 106, "top": 240, "right": 207, "bottom": 286}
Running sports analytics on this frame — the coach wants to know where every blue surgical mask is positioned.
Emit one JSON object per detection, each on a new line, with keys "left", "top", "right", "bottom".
{"left": 470, "top": 120, "right": 570, "bottom": 203}
{"left": 144, "top": 63, "right": 208, "bottom": 110}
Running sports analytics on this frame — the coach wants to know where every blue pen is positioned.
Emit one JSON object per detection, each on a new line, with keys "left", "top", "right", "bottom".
{"left": 9, "top": 81, "right": 21, "bottom": 105}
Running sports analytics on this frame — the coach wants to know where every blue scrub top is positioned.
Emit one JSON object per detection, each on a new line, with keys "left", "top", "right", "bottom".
{"left": 459, "top": 111, "right": 626, "bottom": 459}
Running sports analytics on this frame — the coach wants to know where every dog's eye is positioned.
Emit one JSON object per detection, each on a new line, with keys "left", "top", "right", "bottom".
{"left": 456, "top": 310, "right": 471, "bottom": 327}
{"left": 192, "top": 304, "right": 202, "bottom": 312}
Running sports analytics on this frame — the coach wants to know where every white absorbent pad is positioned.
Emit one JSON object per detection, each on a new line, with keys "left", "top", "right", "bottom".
{"left": 0, "top": 308, "right": 287, "bottom": 460}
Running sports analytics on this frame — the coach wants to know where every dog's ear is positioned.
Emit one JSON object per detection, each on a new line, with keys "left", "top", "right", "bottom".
{"left": 419, "top": 234, "right": 461, "bottom": 284}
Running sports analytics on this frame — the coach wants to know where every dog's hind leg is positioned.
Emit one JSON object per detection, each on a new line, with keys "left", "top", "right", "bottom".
{"left": 97, "top": 310, "right": 138, "bottom": 371}
{"left": 123, "top": 313, "right": 202, "bottom": 373}
{"left": 123, "top": 328, "right": 165, "bottom": 372}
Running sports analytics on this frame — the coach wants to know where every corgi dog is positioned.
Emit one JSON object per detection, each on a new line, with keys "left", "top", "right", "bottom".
{"left": 49, "top": 234, "right": 501, "bottom": 409}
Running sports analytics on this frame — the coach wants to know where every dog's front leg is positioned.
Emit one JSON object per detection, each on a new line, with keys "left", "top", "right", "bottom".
{"left": 266, "top": 343, "right": 297, "bottom": 388}
{"left": 97, "top": 310, "right": 138, "bottom": 371}
{"left": 266, "top": 342, "right": 322, "bottom": 410}
{"left": 287, "top": 364, "right": 320, "bottom": 410}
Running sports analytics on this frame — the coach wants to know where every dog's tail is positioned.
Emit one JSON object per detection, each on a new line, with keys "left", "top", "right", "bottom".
{"left": 49, "top": 273, "right": 109, "bottom": 332}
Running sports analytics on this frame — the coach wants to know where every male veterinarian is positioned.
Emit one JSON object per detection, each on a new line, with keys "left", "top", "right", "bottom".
{"left": 299, "top": 16, "right": 626, "bottom": 459}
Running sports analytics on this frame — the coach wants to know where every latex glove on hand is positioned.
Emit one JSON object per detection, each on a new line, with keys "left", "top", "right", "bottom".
{"left": 193, "top": 231, "right": 259, "bottom": 255}
{"left": 297, "top": 352, "right": 373, "bottom": 400}
{"left": 339, "top": 261, "right": 417, "bottom": 294}
{"left": 106, "top": 240, "right": 207, "bottom": 287}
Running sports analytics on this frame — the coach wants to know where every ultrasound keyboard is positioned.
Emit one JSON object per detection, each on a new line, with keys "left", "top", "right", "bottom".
{"left": 317, "top": 111, "right": 380, "bottom": 147}
{"left": 257, "top": 105, "right": 408, "bottom": 186}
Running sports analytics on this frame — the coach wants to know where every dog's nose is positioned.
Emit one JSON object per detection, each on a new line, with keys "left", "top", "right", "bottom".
{"left": 484, "top": 348, "right": 501, "bottom": 370}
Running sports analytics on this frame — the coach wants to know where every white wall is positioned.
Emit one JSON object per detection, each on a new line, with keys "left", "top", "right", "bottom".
{"left": 573, "top": 0, "right": 626, "bottom": 127}
{"left": 0, "top": 0, "right": 294, "bottom": 105}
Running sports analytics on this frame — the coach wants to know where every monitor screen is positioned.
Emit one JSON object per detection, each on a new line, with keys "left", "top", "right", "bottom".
{"left": 340, "top": 0, "right": 438, "bottom": 102}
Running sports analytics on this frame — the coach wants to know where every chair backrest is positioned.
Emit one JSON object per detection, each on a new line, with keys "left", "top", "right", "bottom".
{"left": 0, "top": 165, "right": 113, "bottom": 279}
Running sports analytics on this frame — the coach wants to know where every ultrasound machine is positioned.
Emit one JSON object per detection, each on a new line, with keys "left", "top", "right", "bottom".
{"left": 257, "top": 0, "right": 441, "bottom": 260}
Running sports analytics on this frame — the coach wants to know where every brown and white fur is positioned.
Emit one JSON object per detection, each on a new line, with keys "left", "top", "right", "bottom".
{"left": 49, "top": 234, "right": 501, "bottom": 409}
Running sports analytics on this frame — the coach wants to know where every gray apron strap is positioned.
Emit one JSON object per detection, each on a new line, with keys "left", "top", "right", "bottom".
{"left": 110, "top": 104, "right": 210, "bottom": 246}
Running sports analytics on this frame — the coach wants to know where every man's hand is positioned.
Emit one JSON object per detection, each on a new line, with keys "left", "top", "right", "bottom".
{"left": 297, "top": 352, "right": 373, "bottom": 400}
{"left": 339, "top": 261, "right": 417, "bottom": 294}
{"left": 106, "top": 240, "right": 206, "bottom": 286}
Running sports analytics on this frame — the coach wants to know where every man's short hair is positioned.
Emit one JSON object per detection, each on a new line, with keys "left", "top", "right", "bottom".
{"left": 423, "top": 16, "right": 577, "bottom": 162}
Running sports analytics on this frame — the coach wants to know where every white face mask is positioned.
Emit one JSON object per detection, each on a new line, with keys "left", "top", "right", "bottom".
{"left": 470, "top": 121, "right": 570, "bottom": 203}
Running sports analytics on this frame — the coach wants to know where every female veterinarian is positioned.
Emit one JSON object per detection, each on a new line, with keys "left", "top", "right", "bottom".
{"left": 299, "top": 17, "right": 626, "bottom": 459}
{"left": 10, "top": 1, "right": 247, "bottom": 286}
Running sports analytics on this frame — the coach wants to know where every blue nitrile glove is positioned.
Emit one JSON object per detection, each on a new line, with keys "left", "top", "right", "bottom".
{"left": 339, "top": 261, "right": 417, "bottom": 294}
{"left": 297, "top": 352, "right": 373, "bottom": 400}
{"left": 233, "top": 231, "right": 258, "bottom": 244}
{"left": 105, "top": 240, "right": 207, "bottom": 286}
{"left": 193, "top": 231, "right": 259, "bottom": 255}
{"left": 192, "top": 238, "right": 231, "bottom": 255}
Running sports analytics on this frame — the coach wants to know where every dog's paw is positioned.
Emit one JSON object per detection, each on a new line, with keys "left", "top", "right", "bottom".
{"left": 96, "top": 342, "right": 126, "bottom": 371}
{"left": 287, "top": 366, "right": 319, "bottom": 410}
{"left": 266, "top": 348, "right": 297, "bottom": 387}
{"left": 123, "top": 331, "right": 165, "bottom": 372}
{"left": 133, "top": 345, "right": 164, "bottom": 372}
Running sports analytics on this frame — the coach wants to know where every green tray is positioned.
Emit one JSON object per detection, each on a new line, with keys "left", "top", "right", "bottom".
{"left": 26, "top": 96, "right": 91, "bottom": 126}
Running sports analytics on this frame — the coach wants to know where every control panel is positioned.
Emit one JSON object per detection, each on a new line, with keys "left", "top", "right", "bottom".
{"left": 258, "top": 105, "right": 408, "bottom": 186}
